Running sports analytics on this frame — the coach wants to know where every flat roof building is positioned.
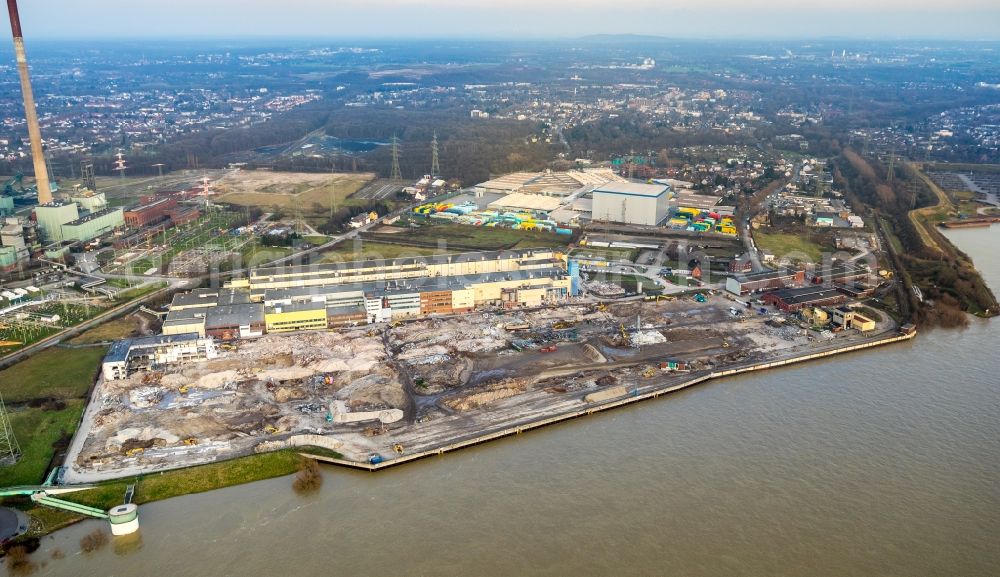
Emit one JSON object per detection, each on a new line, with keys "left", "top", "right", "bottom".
{"left": 592, "top": 182, "right": 671, "bottom": 226}
{"left": 487, "top": 193, "right": 564, "bottom": 213}
{"left": 239, "top": 248, "right": 565, "bottom": 292}
{"left": 124, "top": 197, "right": 178, "bottom": 228}
{"left": 726, "top": 268, "right": 805, "bottom": 296}
{"left": 474, "top": 169, "right": 626, "bottom": 198}
{"left": 60, "top": 207, "right": 124, "bottom": 242}
{"left": 69, "top": 190, "right": 107, "bottom": 213}
{"left": 205, "top": 303, "right": 264, "bottom": 340}
{"left": 161, "top": 306, "right": 210, "bottom": 337}
{"left": 762, "top": 287, "right": 847, "bottom": 313}
{"left": 265, "top": 300, "right": 328, "bottom": 333}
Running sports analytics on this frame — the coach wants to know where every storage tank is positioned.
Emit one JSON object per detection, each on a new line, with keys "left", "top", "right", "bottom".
{"left": 108, "top": 503, "right": 139, "bottom": 535}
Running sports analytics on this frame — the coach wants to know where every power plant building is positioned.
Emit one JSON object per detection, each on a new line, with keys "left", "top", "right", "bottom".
{"left": 69, "top": 190, "right": 108, "bottom": 213}
{"left": 60, "top": 207, "right": 124, "bottom": 242}
{"left": 124, "top": 197, "right": 178, "bottom": 228}
{"left": 34, "top": 202, "right": 79, "bottom": 242}
{"left": 0, "top": 246, "right": 17, "bottom": 270}
{"left": 0, "top": 221, "right": 27, "bottom": 262}
{"left": 591, "top": 182, "right": 671, "bottom": 226}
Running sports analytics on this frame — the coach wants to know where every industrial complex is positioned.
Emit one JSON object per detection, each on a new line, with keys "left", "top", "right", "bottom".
{"left": 66, "top": 273, "right": 910, "bottom": 484}
{"left": 156, "top": 248, "right": 574, "bottom": 341}
{"left": 0, "top": 0, "right": 931, "bottom": 546}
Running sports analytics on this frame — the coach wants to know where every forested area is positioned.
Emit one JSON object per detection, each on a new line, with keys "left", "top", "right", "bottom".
{"left": 834, "top": 149, "right": 998, "bottom": 326}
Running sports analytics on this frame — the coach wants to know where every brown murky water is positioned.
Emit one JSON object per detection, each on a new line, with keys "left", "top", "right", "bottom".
{"left": 25, "top": 227, "right": 1000, "bottom": 577}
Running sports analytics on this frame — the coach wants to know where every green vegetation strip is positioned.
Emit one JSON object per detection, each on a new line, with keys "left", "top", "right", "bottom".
{"left": 0, "top": 347, "right": 106, "bottom": 403}
{"left": 753, "top": 231, "right": 825, "bottom": 263}
{"left": 0, "top": 401, "right": 85, "bottom": 487}
{"left": 68, "top": 316, "right": 137, "bottom": 344}
{"left": 321, "top": 240, "right": 451, "bottom": 262}
{"left": 17, "top": 448, "right": 340, "bottom": 536}
{"left": 114, "top": 283, "right": 167, "bottom": 302}
{"left": 370, "top": 222, "right": 570, "bottom": 251}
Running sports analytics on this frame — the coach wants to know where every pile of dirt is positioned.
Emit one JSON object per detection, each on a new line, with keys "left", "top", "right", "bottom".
{"left": 259, "top": 366, "right": 315, "bottom": 383}
{"left": 596, "top": 375, "right": 618, "bottom": 387}
{"left": 390, "top": 316, "right": 509, "bottom": 355}
{"left": 237, "top": 331, "right": 386, "bottom": 371}
{"left": 443, "top": 378, "right": 528, "bottom": 411}
{"left": 631, "top": 330, "right": 667, "bottom": 346}
{"left": 409, "top": 356, "right": 473, "bottom": 394}
{"left": 334, "top": 373, "right": 406, "bottom": 408}
{"left": 272, "top": 387, "right": 307, "bottom": 403}
{"left": 582, "top": 343, "right": 607, "bottom": 363}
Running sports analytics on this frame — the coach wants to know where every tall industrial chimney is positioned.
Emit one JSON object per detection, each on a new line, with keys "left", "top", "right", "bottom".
{"left": 6, "top": 0, "right": 52, "bottom": 205}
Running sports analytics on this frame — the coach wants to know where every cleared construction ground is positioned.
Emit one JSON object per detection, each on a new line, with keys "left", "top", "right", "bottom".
{"left": 214, "top": 171, "right": 374, "bottom": 211}
{"left": 63, "top": 294, "right": 895, "bottom": 482}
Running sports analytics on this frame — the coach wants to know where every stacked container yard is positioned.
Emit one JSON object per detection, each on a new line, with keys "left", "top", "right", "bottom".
{"left": 411, "top": 202, "right": 573, "bottom": 235}
{"left": 665, "top": 207, "right": 738, "bottom": 235}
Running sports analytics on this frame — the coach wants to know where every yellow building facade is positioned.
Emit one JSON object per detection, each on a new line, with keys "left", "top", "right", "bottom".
{"left": 264, "top": 302, "right": 328, "bottom": 333}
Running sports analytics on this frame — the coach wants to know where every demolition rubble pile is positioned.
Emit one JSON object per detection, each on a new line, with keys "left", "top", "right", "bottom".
{"left": 72, "top": 330, "right": 403, "bottom": 475}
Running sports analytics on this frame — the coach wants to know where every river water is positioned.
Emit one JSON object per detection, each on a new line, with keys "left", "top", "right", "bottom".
{"left": 26, "top": 227, "right": 1000, "bottom": 577}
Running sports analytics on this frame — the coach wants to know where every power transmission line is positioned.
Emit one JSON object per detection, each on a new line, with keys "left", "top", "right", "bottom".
{"left": 431, "top": 131, "right": 440, "bottom": 177}
{"left": 390, "top": 134, "right": 402, "bottom": 180}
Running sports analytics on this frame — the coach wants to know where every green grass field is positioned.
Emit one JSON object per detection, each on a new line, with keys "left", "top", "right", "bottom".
{"left": 237, "top": 242, "right": 294, "bottom": 268}
{"left": 113, "top": 283, "right": 167, "bottom": 303}
{"left": 319, "top": 240, "right": 452, "bottom": 263}
{"left": 301, "top": 235, "right": 330, "bottom": 245}
{"left": 0, "top": 347, "right": 106, "bottom": 403}
{"left": 0, "top": 401, "right": 85, "bottom": 487}
{"left": 374, "top": 222, "right": 571, "bottom": 252}
{"left": 569, "top": 246, "right": 639, "bottom": 262}
{"left": 68, "top": 316, "right": 138, "bottom": 344}
{"left": 22, "top": 448, "right": 340, "bottom": 536}
{"left": 754, "top": 230, "right": 826, "bottom": 263}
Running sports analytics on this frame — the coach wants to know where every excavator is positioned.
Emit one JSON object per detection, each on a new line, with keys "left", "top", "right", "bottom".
{"left": 618, "top": 322, "right": 632, "bottom": 347}
{"left": 3, "top": 171, "right": 59, "bottom": 199}
{"left": 2, "top": 172, "right": 27, "bottom": 196}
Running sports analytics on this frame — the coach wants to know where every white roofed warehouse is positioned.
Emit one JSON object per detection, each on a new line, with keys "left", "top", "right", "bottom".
{"left": 591, "top": 182, "right": 671, "bottom": 226}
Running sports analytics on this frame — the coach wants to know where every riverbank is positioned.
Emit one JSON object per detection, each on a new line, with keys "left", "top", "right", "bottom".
{"left": 939, "top": 218, "right": 999, "bottom": 229}
{"left": 10, "top": 446, "right": 340, "bottom": 540}
{"left": 7, "top": 326, "right": 916, "bottom": 542}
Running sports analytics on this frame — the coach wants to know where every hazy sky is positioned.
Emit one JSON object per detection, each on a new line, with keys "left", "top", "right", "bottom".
{"left": 16, "top": 0, "right": 1000, "bottom": 40}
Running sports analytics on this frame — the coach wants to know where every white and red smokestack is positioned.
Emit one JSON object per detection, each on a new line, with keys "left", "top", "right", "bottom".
{"left": 6, "top": 0, "right": 52, "bottom": 205}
